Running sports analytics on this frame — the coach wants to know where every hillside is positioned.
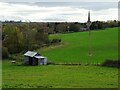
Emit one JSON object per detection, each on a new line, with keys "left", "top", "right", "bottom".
{"left": 37, "top": 27, "right": 118, "bottom": 64}
{"left": 2, "top": 27, "right": 118, "bottom": 88}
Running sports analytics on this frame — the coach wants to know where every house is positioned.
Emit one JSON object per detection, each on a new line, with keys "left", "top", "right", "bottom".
{"left": 23, "top": 51, "right": 48, "bottom": 66}
{"left": 79, "top": 28, "right": 88, "bottom": 31}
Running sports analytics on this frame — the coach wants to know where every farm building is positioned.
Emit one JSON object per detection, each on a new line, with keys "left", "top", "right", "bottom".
{"left": 23, "top": 51, "right": 48, "bottom": 66}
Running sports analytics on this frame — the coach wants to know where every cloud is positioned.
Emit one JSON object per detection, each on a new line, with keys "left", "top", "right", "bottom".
{"left": 0, "top": 0, "right": 119, "bottom": 2}
{"left": 0, "top": 2, "right": 118, "bottom": 22}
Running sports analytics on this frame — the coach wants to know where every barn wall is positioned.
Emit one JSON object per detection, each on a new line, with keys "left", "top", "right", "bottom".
{"left": 38, "top": 58, "right": 48, "bottom": 65}
{"left": 38, "top": 58, "right": 44, "bottom": 65}
{"left": 44, "top": 58, "right": 48, "bottom": 65}
{"left": 24, "top": 56, "right": 29, "bottom": 65}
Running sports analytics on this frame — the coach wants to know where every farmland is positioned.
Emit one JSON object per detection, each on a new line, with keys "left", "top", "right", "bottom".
{"left": 2, "top": 27, "right": 118, "bottom": 88}
{"left": 2, "top": 61, "right": 118, "bottom": 88}
{"left": 37, "top": 27, "right": 118, "bottom": 64}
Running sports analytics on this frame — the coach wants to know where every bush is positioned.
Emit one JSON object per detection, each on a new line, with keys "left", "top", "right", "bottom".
{"left": 51, "top": 38, "right": 61, "bottom": 44}
{"left": 2, "top": 46, "right": 9, "bottom": 59}
{"left": 102, "top": 59, "right": 120, "bottom": 68}
{"left": 8, "top": 54, "right": 23, "bottom": 62}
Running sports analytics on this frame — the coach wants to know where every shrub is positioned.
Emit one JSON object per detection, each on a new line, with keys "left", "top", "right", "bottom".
{"left": 51, "top": 38, "right": 61, "bottom": 44}
{"left": 101, "top": 59, "right": 120, "bottom": 68}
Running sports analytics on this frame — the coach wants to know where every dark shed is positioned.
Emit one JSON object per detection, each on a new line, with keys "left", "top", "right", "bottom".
{"left": 24, "top": 51, "right": 48, "bottom": 66}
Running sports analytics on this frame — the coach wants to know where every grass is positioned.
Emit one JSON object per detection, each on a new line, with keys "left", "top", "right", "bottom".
{"left": 2, "top": 60, "right": 118, "bottom": 88}
{"left": 36, "top": 27, "right": 118, "bottom": 64}
{"left": 2, "top": 27, "right": 119, "bottom": 88}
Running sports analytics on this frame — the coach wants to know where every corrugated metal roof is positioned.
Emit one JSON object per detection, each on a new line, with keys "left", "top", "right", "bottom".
{"left": 24, "top": 51, "right": 37, "bottom": 57}
{"left": 34, "top": 56, "right": 46, "bottom": 59}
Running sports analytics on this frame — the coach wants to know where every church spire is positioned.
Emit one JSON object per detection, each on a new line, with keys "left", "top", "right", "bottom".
{"left": 88, "top": 11, "right": 90, "bottom": 23}
{"left": 87, "top": 11, "right": 91, "bottom": 30}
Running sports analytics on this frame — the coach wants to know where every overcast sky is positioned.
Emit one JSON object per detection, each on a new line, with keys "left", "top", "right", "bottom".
{"left": 0, "top": 1, "right": 118, "bottom": 22}
{"left": 0, "top": 0, "right": 119, "bottom": 2}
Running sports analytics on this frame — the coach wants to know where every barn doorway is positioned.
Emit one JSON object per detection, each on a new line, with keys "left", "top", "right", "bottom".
{"left": 29, "top": 57, "right": 33, "bottom": 65}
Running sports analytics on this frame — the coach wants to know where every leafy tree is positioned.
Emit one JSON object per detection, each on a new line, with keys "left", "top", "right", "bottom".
{"left": 35, "top": 28, "right": 49, "bottom": 46}
{"left": 19, "top": 23, "right": 37, "bottom": 50}
{"left": 69, "top": 23, "right": 79, "bottom": 32}
{"left": 3, "top": 24, "right": 24, "bottom": 54}
{"left": 56, "top": 23, "right": 67, "bottom": 33}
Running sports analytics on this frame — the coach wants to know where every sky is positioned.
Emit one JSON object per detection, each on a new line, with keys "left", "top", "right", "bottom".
{"left": 0, "top": 0, "right": 119, "bottom": 2}
{"left": 0, "top": 1, "right": 118, "bottom": 22}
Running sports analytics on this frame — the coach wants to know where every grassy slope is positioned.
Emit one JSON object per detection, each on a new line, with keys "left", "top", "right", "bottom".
{"left": 2, "top": 61, "right": 118, "bottom": 88}
{"left": 37, "top": 27, "right": 118, "bottom": 64}
{"left": 2, "top": 28, "right": 118, "bottom": 88}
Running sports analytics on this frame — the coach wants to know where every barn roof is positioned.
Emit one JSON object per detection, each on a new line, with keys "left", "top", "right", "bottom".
{"left": 34, "top": 56, "right": 46, "bottom": 59}
{"left": 24, "top": 51, "right": 37, "bottom": 57}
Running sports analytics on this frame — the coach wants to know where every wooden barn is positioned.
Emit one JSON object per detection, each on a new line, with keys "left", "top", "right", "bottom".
{"left": 23, "top": 51, "right": 48, "bottom": 66}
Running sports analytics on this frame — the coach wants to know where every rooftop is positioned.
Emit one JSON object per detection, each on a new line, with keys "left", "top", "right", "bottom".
{"left": 24, "top": 51, "right": 37, "bottom": 57}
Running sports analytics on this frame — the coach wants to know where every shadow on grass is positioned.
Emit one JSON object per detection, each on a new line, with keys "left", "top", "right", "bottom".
{"left": 101, "top": 59, "right": 120, "bottom": 68}
{"left": 11, "top": 59, "right": 120, "bottom": 68}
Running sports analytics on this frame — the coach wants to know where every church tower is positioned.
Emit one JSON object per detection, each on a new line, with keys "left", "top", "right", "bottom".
{"left": 87, "top": 11, "right": 91, "bottom": 30}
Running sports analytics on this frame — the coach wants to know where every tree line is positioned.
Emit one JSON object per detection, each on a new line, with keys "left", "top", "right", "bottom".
{"left": 47, "top": 20, "right": 119, "bottom": 33}
{"left": 2, "top": 20, "right": 119, "bottom": 58}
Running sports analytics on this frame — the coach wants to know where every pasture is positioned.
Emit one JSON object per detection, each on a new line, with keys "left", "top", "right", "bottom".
{"left": 2, "top": 61, "right": 118, "bottom": 88}
{"left": 37, "top": 27, "right": 118, "bottom": 64}
{"left": 2, "top": 27, "right": 118, "bottom": 88}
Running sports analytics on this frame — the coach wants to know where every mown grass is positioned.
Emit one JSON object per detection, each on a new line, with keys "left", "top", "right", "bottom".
{"left": 36, "top": 27, "right": 118, "bottom": 64}
{"left": 2, "top": 60, "right": 118, "bottom": 88}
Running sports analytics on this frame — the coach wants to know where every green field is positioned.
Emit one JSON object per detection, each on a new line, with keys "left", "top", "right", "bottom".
{"left": 2, "top": 61, "right": 118, "bottom": 88}
{"left": 2, "top": 27, "right": 118, "bottom": 88}
{"left": 37, "top": 27, "right": 118, "bottom": 64}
